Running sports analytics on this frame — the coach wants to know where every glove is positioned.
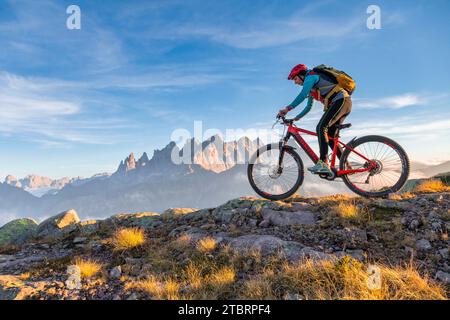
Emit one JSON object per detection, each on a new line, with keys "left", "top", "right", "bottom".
{"left": 278, "top": 106, "right": 293, "bottom": 117}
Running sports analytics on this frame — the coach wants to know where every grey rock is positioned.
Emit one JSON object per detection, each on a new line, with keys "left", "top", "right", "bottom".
{"left": 35, "top": 209, "right": 80, "bottom": 239}
{"left": 125, "top": 257, "right": 142, "bottom": 266}
{"left": 336, "top": 249, "right": 366, "bottom": 262}
{"left": 109, "top": 266, "right": 122, "bottom": 279}
{"left": 341, "top": 227, "right": 368, "bottom": 246}
{"left": 416, "top": 239, "right": 432, "bottom": 251}
{"left": 283, "top": 293, "right": 303, "bottom": 300}
{"left": 373, "top": 199, "right": 413, "bottom": 211}
{"left": 297, "top": 247, "right": 336, "bottom": 262}
{"left": 0, "top": 255, "right": 45, "bottom": 269}
{"left": 408, "top": 219, "right": 420, "bottom": 230}
{"left": 435, "top": 271, "right": 450, "bottom": 284}
{"left": 78, "top": 220, "right": 99, "bottom": 236}
{"left": 73, "top": 237, "right": 87, "bottom": 244}
{"left": 228, "top": 234, "right": 335, "bottom": 263}
{"left": 258, "top": 220, "right": 271, "bottom": 228}
{"left": 228, "top": 235, "right": 285, "bottom": 255}
{"left": 439, "top": 248, "right": 449, "bottom": 260}
{"left": 0, "top": 255, "right": 15, "bottom": 263}
{"left": 261, "top": 208, "right": 316, "bottom": 227}
{"left": 247, "top": 219, "right": 258, "bottom": 227}
{"left": 127, "top": 293, "right": 139, "bottom": 300}
{"left": 289, "top": 202, "right": 313, "bottom": 211}
{"left": 431, "top": 222, "right": 442, "bottom": 232}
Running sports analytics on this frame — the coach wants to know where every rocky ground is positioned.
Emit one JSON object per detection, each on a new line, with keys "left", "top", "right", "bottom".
{"left": 0, "top": 191, "right": 449, "bottom": 300}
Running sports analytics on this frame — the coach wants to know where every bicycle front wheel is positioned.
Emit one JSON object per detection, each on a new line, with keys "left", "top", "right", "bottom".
{"left": 340, "top": 135, "right": 410, "bottom": 197}
{"left": 247, "top": 144, "right": 304, "bottom": 201}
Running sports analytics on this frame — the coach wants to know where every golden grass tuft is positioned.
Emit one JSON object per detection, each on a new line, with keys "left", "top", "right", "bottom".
{"left": 74, "top": 258, "right": 102, "bottom": 279}
{"left": 332, "top": 201, "right": 367, "bottom": 223}
{"left": 414, "top": 179, "right": 450, "bottom": 193}
{"left": 113, "top": 227, "right": 145, "bottom": 250}
{"left": 389, "top": 192, "right": 416, "bottom": 200}
{"left": 127, "top": 275, "right": 180, "bottom": 300}
{"left": 18, "top": 272, "right": 31, "bottom": 280}
{"left": 209, "top": 266, "right": 236, "bottom": 286}
{"left": 196, "top": 237, "right": 217, "bottom": 253}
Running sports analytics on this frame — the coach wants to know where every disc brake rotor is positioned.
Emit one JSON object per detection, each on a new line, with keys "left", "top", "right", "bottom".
{"left": 268, "top": 165, "right": 282, "bottom": 179}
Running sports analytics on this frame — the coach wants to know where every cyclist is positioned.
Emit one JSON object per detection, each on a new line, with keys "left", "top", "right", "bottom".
{"left": 278, "top": 64, "right": 352, "bottom": 175}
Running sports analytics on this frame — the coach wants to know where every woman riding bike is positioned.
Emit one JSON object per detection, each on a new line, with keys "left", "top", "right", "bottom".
{"left": 278, "top": 64, "right": 352, "bottom": 175}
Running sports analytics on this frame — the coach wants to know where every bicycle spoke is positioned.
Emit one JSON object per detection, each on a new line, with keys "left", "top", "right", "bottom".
{"left": 251, "top": 148, "right": 301, "bottom": 196}
{"left": 344, "top": 140, "right": 406, "bottom": 193}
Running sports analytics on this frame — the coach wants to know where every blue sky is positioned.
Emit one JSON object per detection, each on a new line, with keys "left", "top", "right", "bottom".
{"left": 0, "top": 0, "right": 449, "bottom": 179}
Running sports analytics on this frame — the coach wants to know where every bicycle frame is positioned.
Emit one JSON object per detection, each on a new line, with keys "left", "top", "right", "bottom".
{"left": 285, "top": 123, "right": 377, "bottom": 177}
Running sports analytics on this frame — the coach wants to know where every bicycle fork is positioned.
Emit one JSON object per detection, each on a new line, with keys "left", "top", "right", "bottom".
{"left": 276, "top": 133, "right": 291, "bottom": 174}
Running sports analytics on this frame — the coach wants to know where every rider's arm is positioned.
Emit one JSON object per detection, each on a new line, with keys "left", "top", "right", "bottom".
{"left": 287, "top": 74, "right": 320, "bottom": 108}
{"left": 294, "top": 96, "right": 314, "bottom": 120}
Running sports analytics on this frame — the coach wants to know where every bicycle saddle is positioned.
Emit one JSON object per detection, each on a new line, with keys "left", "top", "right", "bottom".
{"left": 337, "top": 123, "right": 352, "bottom": 130}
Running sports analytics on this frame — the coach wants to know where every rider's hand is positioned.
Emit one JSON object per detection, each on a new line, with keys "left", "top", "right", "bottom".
{"left": 278, "top": 106, "right": 293, "bottom": 117}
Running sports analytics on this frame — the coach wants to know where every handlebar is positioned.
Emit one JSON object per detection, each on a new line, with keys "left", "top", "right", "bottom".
{"left": 272, "top": 115, "right": 296, "bottom": 129}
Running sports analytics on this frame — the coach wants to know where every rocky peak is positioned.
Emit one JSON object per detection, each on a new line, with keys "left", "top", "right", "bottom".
{"left": 116, "top": 153, "right": 137, "bottom": 174}
{"left": 4, "top": 175, "right": 21, "bottom": 188}
{"left": 138, "top": 152, "right": 150, "bottom": 166}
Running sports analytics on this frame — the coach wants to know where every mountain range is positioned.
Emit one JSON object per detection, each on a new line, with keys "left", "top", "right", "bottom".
{"left": 0, "top": 135, "right": 448, "bottom": 225}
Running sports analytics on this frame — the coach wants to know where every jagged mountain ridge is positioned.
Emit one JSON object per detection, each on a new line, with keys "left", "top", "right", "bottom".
{"left": 0, "top": 136, "right": 262, "bottom": 223}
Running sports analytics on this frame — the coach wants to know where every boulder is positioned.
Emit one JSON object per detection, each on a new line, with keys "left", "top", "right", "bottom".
{"left": 261, "top": 208, "right": 316, "bottom": 226}
{"left": 35, "top": 209, "right": 80, "bottom": 239}
{"left": 227, "top": 235, "right": 336, "bottom": 263}
{"left": 435, "top": 271, "right": 450, "bottom": 285}
{"left": 78, "top": 220, "right": 100, "bottom": 236}
{"left": 110, "top": 266, "right": 122, "bottom": 279}
{"left": 416, "top": 239, "right": 432, "bottom": 251}
{"left": 373, "top": 199, "right": 413, "bottom": 211}
{"left": 161, "top": 208, "right": 198, "bottom": 220}
{"left": 228, "top": 235, "right": 285, "bottom": 255}
{"left": 0, "top": 218, "right": 38, "bottom": 245}
{"left": 102, "top": 212, "right": 160, "bottom": 229}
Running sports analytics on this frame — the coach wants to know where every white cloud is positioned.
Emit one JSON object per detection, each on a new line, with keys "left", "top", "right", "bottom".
{"left": 177, "top": 15, "right": 362, "bottom": 49}
{"left": 354, "top": 93, "right": 430, "bottom": 109}
{"left": 0, "top": 72, "right": 129, "bottom": 145}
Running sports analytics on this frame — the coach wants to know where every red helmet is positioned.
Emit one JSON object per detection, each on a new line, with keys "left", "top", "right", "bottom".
{"left": 288, "top": 64, "right": 308, "bottom": 80}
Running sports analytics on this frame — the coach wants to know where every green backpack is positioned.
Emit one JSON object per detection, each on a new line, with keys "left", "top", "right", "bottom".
{"left": 313, "top": 64, "right": 356, "bottom": 95}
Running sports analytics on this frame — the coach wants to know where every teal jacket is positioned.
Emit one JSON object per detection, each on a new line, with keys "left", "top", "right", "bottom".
{"left": 288, "top": 72, "right": 320, "bottom": 119}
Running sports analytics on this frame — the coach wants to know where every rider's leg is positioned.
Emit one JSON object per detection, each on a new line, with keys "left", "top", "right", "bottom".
{"left": 308, "top": 94, "right": 351, "bottom": 174}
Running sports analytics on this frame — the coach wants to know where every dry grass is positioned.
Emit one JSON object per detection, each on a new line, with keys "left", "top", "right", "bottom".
{"left": 239, "top": 257, "right": 446, "bottom": 300}
{"left": 126, "top": 275, "right": 180, "bottom": 300}
{"left": 414, "top": 180, "right": 450, "bottom": 193}
{"left": 332, "top": 201, "right": 368, "bottom": 224}
{"left": 125, "top": 243, "right": 446, "bottom": 300}
{"left": 18, "top": 272, "right": 31, "bottom": 280}
{"left": 209, "top": 266, "right": 236, "bottom": 286}
{"left": 196, "top": 237, "right": 217, "bottom": 253}
{"left": 74, "top": 258, "right": 102, "bottom": 279}
{"left": 389, "top": 192, "right": 416, "bottom": 200}
{"left": 112, "top": 227, "right": 145, "bottom": 250}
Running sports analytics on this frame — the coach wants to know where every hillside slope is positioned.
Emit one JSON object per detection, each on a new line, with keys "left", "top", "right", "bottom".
{"left": 0, "top": 189, "right": 448, "bottom": 300}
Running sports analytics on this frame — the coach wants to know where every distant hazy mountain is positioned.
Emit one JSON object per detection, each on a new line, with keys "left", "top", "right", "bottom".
{"left": 411, "top": 161, "right": 450, "bottom": 178}
{"left": 3, "top": 173, "right": 111, "bottom": 197}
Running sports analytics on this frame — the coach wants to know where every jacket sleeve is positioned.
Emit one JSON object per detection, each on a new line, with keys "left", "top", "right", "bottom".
{"left": 295, "top": 96, "right": 314, "bottom": 120}
{"left": 287, "top": 74, "right": 319, "bottom": 108}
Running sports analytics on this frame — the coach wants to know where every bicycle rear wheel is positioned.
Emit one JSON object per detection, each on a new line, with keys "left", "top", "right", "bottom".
{"left": 247, "top": 144, "right": 304, "bottom": 201}
{"left": 340, "top": 135, "right": 410, "bottom": 197}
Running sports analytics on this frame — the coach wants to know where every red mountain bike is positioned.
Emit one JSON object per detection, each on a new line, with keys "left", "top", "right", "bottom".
{"left": 247, "top": 116, "right": 410, "bottom": 200}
